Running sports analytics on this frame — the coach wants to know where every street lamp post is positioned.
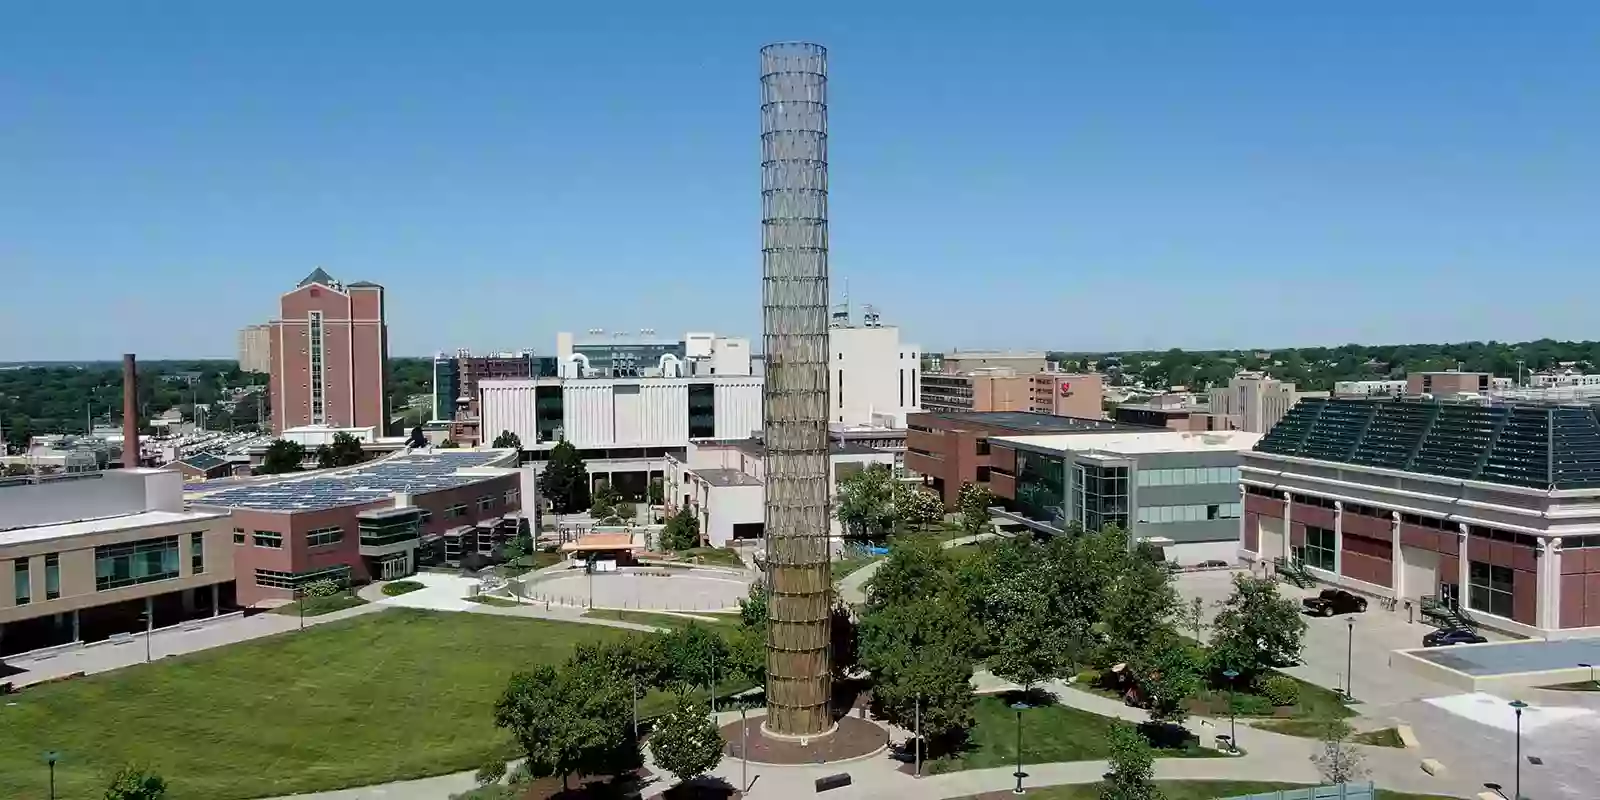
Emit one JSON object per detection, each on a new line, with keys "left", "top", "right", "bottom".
{"left": 1011, "top": 701, "right": 1030, "bottom": 795}
{"left": 141, "top": 602, "right": 153, "bottom": 663}
{"left": 1509, "top": 700, "right": 1528, "bottom": 800}
{"left": 915, "top": 694, "right": 923, "bottom": 778}
{"left": 739, "top": 704, "right": 749, "bottom": 794}
{"left": 296, "top": 587, "right": 306, "bottom": 630}
{"left": 1222, "top": 669, "right": 1240, "bottom": 753}
{"left": 1344, "top": 616, "right": 1356, "bottom": 701}
{"left": 44, "top": 751, "right": 59, "bottom": 800}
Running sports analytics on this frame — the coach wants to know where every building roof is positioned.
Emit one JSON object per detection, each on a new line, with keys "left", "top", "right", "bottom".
{"left": 562, "top": 533, "right": 642, "bottom": 551}
{"left": 692, "top": 468, "right": 763, "bottom": 487}
{"left": 193, "top": 449, "right": 516, "bottom": 513}
{"left": 0, "top": 509, "right": 229, "bottom": 547}
{"left": 174, "top": 452, "right": 227, "bottom": 471}
{"left": 1253, "top": 397, "right": 1600, "bottom": 490}
{"left": 297, "top": 267, "right": 337, "bottom": 287}
{"left": 997, "top": 429, "right": 1262, "bottom": 456}
{"left": 921, "top": 411, "right": 1152, "bottom": 434}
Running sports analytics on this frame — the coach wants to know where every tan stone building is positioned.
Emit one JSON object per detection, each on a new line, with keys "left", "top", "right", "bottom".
{"left": 237, "top": 324, "right": 272, "bottom": 374}
{"left": 920, "top": 369, "right": 1104, "bottom": 419}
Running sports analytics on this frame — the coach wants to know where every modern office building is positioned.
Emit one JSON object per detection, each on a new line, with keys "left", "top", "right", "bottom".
{"left": 1240, "top": 396, "right": 1600, "bottom": 638}
{"left": 662, "top": 437, "right": 895, "bottom": 547}
{"left": 1205, "top": 373, "right": 1326, "bottom": 434}
{"left": 922, "top": 368, "right": 1104, "bottom": 419}
{"left": 431, "top": 349, "right": 553, "bottom": 445}
{"left": 828, "top": 307, "right": 921, "bottom": 427}
{"left": 237, "top": 324, "right": 272, "bottom": 374}
{"left": 191, "top": 448, "right": 525, "bottom": 605}
{"left": 268, "top": 268, "right": 389, "bottom": 435}
{"left": 1, "top": 469, "right": 235, "bottom": 658}
{"left": 989, "top": 429, "right": 1262, "bottom": 565}
{"left": 1113, "top": 393, "right": 1213, "bottom": 431}
{"left": 906, "top": 411, "right": 1149, "bottom": 509}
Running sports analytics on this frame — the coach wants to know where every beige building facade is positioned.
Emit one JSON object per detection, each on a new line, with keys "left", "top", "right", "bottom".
{"left": 1206, "top": 373, "right": 1326, "bottom": 434}
{"left": 237, "top": 324, "right": 272, "bottom": 374}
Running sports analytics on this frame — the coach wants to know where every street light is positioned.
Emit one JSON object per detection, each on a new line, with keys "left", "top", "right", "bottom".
{"left": 1011, "top": 701, "right": 1030, "bottom": 795}
{"left": 44, "top": 751, "right": 59, "bottom": 800}
{"left": 1509, "top": 699, "right": 1528, "bottom": 800}
{"left": 1221, "top": 669, "right": 1240, "bottom": 753}
{"left": 739, "top": 703, "right": 750, "bottom": 794}
{"left": 915, "top": 694, "right": 923, "bottom": 778}
{"left": 1344, "top": 616, "right": 1357, "bottom": 701}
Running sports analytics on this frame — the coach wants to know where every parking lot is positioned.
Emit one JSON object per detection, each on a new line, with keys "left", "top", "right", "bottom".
{"left": 1173, "top": 569, "right": 1471, "bottom": 706}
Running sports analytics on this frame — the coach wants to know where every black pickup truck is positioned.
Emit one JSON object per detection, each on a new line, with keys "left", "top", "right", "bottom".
{"left": 1302, "top": 588, "right": 1367, "bottom": 617}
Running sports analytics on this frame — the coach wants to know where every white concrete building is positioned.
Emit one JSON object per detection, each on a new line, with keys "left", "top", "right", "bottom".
{"left": 480, "top": 376, "right": 763, "bottom": 452}
{"left": 664, "top": 437, "right": 895, "bottom": 547}
{"left": 1206, "top": 373, "right": 1327, "bottom": 434}
{"left": 828, "top": 319, "right": 920, "bottom": 427}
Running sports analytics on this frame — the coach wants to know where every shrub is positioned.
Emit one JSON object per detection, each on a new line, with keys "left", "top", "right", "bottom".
{"left": 474, "top": 756, "right": 507, "bottom": 787}
{"left": 302, "top": 579, "right": 341, "bottom": 598}
{"left": 1228, "top": 692, "right": 1277, "bottom": 716}
{"left": 1259, "top": 674, "right": 1301, "bottom": 707}
{"left": 382, "top": 580, "right": 426, "bottom": 597}
{"left": 1075, "top": 668, "right": 1101, "bottom": 686}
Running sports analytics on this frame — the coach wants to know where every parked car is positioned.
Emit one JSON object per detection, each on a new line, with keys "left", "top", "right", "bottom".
{"left": 1302, "top": 588, "right": 1368, "bottom": 616}
{"left": 1423, "top": 627, "right": 1488, "bottom": 647}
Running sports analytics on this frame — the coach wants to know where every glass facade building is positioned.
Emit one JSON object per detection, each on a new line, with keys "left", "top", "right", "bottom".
{"left": 94, "top": 536, "right": 181, "bottom": 591}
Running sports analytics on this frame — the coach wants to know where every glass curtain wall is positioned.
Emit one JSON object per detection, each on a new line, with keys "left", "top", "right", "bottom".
{"left": 1015, "top": 450, "right": 1068, "bottom": 528}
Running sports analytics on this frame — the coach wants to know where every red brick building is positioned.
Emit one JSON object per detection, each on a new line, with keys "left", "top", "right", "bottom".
{"left": 1243, "top": 396, "right": 1600, "bottom": 638}
{"left": 192, "top": 449, "right": 526, "bottom": 606}
{"left": 269, "top": 268, "right": 389, "bottom": 435}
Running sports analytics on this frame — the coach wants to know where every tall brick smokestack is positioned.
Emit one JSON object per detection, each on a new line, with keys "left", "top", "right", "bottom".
{"left": 123, "top": 353, "right": 139, "bottom": 468}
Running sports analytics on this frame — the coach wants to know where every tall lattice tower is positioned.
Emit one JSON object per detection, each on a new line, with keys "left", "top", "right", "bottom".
{"left": 760, "top": 41, "right": 834, "bottom": 739}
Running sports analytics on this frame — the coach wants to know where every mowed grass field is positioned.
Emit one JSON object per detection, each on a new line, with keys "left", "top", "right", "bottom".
{"left": 0, "top": 609, "right": 635, "bottom": 800}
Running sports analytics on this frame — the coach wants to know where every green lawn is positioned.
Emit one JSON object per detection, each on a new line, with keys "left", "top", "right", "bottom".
{"left": 1250, "top": 719, "right": 1404, "bottom": 748}
{"left": 0, "top": 609, "right": 637, "bottom": 800}
{"left": 673, "top": 547, "right": 745, "bottom": 567}
{"left": 583, "top": 609, "right": 741, "bottom": 631}
{"left": 832, "top": 553, "right": 883, "bottom": 580}
{"left": 926, "top": 695, "right": 1218, "bottom": 774}
{"left": 960, "top": 782, "right": 1461, "bottom": 799}
{"left": 1185, "top": 673, "right": 1354, "bottom": 722}
{"left": 466, "top": 595, "right": 521, "bottom": 608}
{"left": 266, "top": 593, "right": 368, "bottom": 616}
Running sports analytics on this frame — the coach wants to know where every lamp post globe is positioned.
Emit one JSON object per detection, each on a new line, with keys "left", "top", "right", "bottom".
{"left": 1010, "top": 701, "right": 1031, "bottom": 795}
{"left": 1509, "top": 699, "right": 1529, "bottom": 800}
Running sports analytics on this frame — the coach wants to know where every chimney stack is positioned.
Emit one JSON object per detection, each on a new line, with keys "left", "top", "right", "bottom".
{"left": 123, "top": 353, "right": 139, "bottom": 468}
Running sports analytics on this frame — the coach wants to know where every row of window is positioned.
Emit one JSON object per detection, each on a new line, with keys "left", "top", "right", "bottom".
{"left": 306, "top": 526, "right": 344, "bottom": 547}
{"left": 13, "top": 557, "right": 60, "bottom": 605}
{"left": 254, "top": 564, "right": 353, "bottom": 590}
{"left": 95, "top": 536, "right": 181, "bottom": 592}
{"left": 1136, "top": 466, "right": 1241, "bottom": 488}
{"left": 1248, "top": 487, "right": 1551, "bottom": 550}
{"left": 1135, "top": 502, "right": 1242, "bottom": 525}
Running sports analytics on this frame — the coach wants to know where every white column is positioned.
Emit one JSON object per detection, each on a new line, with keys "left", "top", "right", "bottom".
{"left": 1332, "top": 500, "right": 1344, "bottom": 576}
{"left": 1541, "top": 538, "right": 1563, "bottom": 630}
{"left": 1390, "top": 510, "right": 1404, "bottom": 598}
{"left": 1281, "top": 490, "right": 1293, "bottom": 562}
{"left": 1456, "top": 523, "right": 1470, "bottom": 606}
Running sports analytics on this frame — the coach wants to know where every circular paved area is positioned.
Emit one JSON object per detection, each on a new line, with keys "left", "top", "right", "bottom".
{"left": 523, "top": 568, "right": 750, "bottom": 611}
{"left": 721, "top": 714, "right": 886, "bottom": 765}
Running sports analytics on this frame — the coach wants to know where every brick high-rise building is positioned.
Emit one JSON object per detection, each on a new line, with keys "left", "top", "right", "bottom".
{"left": 268, "top": 268, "right": 388, "bottom": 434}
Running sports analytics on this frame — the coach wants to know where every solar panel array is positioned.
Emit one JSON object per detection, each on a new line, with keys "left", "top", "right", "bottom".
{"left": 196, "top": 451, "right": 509, "bottom": 512}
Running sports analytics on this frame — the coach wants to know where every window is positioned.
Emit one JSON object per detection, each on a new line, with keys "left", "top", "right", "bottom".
{"left": 232, "top": 526, "right": 246, "bottom": 544}
{"left": 505, "top": 489, "right": 520, "bottom": 505}
{"left": 838, "top": 369, "right": 844, "bottom": 408}
{"left": 478, "top": 495, "right": 494, "bottom": 513}
{"left": 1135, "top": 466, "right": 1241, "bottom": 487}
{"left": 191, "top": 534, "right": 205, "bottom": 574}
{"left": 975, "top": 438, "right": 990, "bottom": 456}
{"left": 448, "top": 503, "right": 467, "bottom": 519}
{"left": 899, "top": 368, "right": 905, "bottom": 407}
{"left": 45, "top": 553, "right": 60, "bottom": 600}
{"left": 253, "top": 531, "right": 284, "bottom": 549}
{"left": 419, "top": 508, "right": 433, "bottom": 525}
{"left": 1301, "top": 525, "right": 1336, "bottom": 571}
{"left": 308, "top": 310, "right": 326, "bottom": 424}
{"left": 255, "top": 564, "right": 352, "bottom": 590}
{"left": 976, "top": 466, "right": 992, "bottom": 482}
{"left": 1135, "top": 503, "right": 1242, "bottom": 524}
{"left": 95, "top": 536, "right": 181, "bottom": 591}
{"left": 14, "top": 559, "right": 29, "bottom": 605}
{"left": 307, "top": 525, "right": 344, "bottom": 547}
{"left": 1468, "top": 561, "right": 1514, "bottom": 619}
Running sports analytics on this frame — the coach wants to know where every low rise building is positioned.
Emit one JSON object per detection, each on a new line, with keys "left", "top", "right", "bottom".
{"left": 1206, "top": 373, "right": 1327, "bottom": 434}
{"left": 1241, "top": 396, "right": 1600, "bottom": 638}
{"left": 1333, "top": 380, "right": 1408, "bottom": 398}
{"left": 192, "top": 448, "right": 526, "bottom": 605}
{"left": 1113, "top": 393, "right": 1212, "bottom": 431}
{"left": 989, "top": 429, "right": 1260, "bottom": 566}
{"left": 906, "top": 411, "right": 1149, "bottom": 509}
{"left": 1, "top": 469, "right": 235, "bottom": 658}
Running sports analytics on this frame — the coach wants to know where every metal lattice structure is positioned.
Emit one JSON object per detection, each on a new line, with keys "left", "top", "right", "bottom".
{"left": 760, "top": 41, "right": 833, "bottom": 738}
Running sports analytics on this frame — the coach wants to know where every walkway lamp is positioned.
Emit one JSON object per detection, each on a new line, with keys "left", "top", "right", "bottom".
{"left": 1011, "top": 700, "right": 1031, "bottom": 795}
{"left": 1344, "top": 616, "right": 1357, "bottom": 701}
{"left": 44, "top": 751, "right": 59, "bottom": 800}
{"left": 1509, "top": 699, "right": 1528, "bottom": 800}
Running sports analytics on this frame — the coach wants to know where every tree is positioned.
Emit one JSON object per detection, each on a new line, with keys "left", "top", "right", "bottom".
{"left": 104, "top": 765, "right": 168, "bottom": 800}
{"left": 836, "top": 464, "right": 895, "bottom": 538}
{"left": 326, "top": 431, "right": 364, "bottom": 467}
{"left": 590, "top": 483, "right": 620, "bottom": 521}
{"left": 1311, "top": 721, "right": 1368, "bottom": 784}
{"left": 1134, "top": 635, "right": 1203, "bottom": 726}
{"left": 259, "top": 439, "right": 305, "bottom": 475}
{"left": 957, "top": 481, "right": 995, "bottom": 535}
{"left": 1098, "top": 553, "right": 1178, "bottom": 668}
{"left": 439, "top": 439, "right": 460, "bottom": 449}
{"left": 892, "top": 481, "right": 945, "bottom": 531}
{"left": 649, "top": 693, "right": 725, "bottom": 786}
{"left": 658, "top": 622, "right": 728, "bottom": 693}
{"left": 1101, "top": 724, "right": 1161, "bottom": 800}
{"left": 539, "top": 439, "right": 591, "bottom": 514}
{"left": 494, "top": 662, "right": 635, "bottom": 792}
{"left": 493, "top": 430, "right": 522, "bottom": 449}
{"left": 859, "top": 594, "right": 980, "bottom": 746}
{"left": 660, "top": 507, "right": 701, "bottom": 551}
{"left": 1175, "top": 596, "right": 1206, "bottom": 643}
{"left": 1208, "top": 574, "right": 1307, "bottom": 684}
{"left": 616, "top": 502, "right": 637, "bottom": 524}
{"left": 983, "top": 540, "right": 1076, "bottom": 689}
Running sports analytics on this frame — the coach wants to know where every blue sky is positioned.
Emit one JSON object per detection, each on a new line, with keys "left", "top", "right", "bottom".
{"left": 2, "top": 1, "right": 1597, "bottom": 360}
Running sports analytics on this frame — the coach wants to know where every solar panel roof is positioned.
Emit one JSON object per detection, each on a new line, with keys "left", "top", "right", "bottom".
{"left": 1255, "top": 397, "right": 1600, "bottom": 490}
{"left": 195, "top": 450, "right": 513, "bottom": 512}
